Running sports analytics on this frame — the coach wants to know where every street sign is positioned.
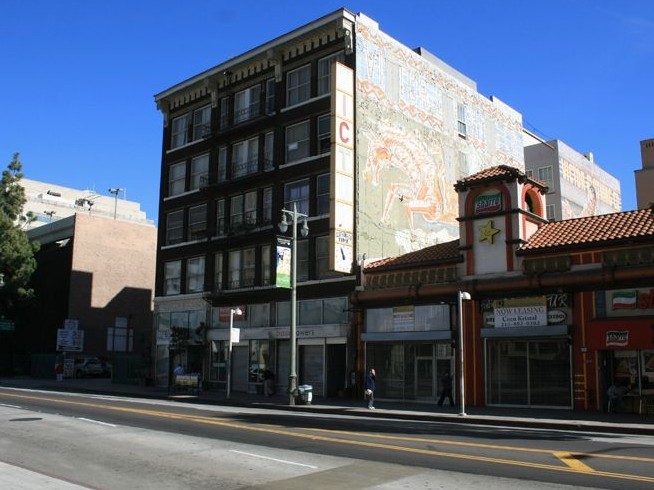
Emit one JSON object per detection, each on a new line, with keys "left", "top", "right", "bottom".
{"left": 0, "top": 320, "right": 15, "bottom": 331}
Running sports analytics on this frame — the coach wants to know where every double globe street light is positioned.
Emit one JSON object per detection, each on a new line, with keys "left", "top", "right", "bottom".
{"left": 279, "top": 203, "right": 309, "bottom": 405}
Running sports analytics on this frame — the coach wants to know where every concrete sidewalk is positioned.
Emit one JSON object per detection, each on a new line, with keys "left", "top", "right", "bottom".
{"left": 1, "top": 376, "right": 653, "bottom": 435}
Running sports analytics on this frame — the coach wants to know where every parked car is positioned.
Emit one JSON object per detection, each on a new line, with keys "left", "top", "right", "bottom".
{"left": 73, "top": 357, "right": 104, "bottom": 378}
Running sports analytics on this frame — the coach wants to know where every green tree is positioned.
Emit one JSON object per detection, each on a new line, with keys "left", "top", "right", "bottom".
{"left": 0, "top": 153, "right": 39, "bottom": 313}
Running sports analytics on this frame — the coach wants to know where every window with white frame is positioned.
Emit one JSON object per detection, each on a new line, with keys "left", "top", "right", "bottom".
{"left": 232, "top": 136, "right": 259, "bottom": 178}
{"left": 219, "top": 96, "right": 230, "bottom": 130}
{"left": 166, "top": 210, "right": 184, "bottom": 245}
{"left": 169, "top": 162, "right": 186, "bottom": 196}
{"left": 217, "top": 146, "right": 227, "bottom": 183}
{"left": 286, "top": 64, "right": 311, "bottom": 106}
{"left": 230, "top": 191, "right": 257, "bottom": 230}
{"left": 186, "top": 256, "right": 205, "bottom": 293}
{"left": 264, "top": 131, "right": 274, "bottom": 171}
{"left": 190, "top": 153, "right": 209, "bottom": 190}
{"left": 317, "top": 114, "right": 331, "bottom": 154}
{"left": 234, "top": 85, "right": 261, "bottom": 124}
{"left": 215, "top": 199, "right": 226, "bottom": 235}
{"left": 286, "top": 120, "right": 310, "bottom": 163}
{"left": 538, "top": 166, "right": 554, "bottom": 188}
{"left": 261, "top": 244, "right": 271, "bottom": 286}
{"left": 457, "top": 103, "right": 467, "bottom": 138}
{"left": 228, "top": 247, "right": 255, "bottom": 289}
{"left": 546, "top": 204, "right": 556, "bottom": 221}
{"left": 265, "top": 78, "right": 275, "bottom": 115}
{"left": 171, "top": 114, "right": 189, "bottom": 149}
{"left": 262, "top": 187, "right": 272, "bottom": 224}
{"left": 316, "top": 174, "right": 330, "bottom": 215}
{"left": 284, "top": 179, "right": 310, "bottom": 215}
{"left": 188, "top": 204, "right": 207, "bottom": 241}
{"left": 192, "top": 105, "right": 211, "bottom": 141}
{"left": 318, "top": 51, "right": 344, "bottom": 96}
{"left": 164, "top": 260, "right": 181, "bottom": 295}
{"left": 214, "top": 252, "right": 223, "bottom": 291}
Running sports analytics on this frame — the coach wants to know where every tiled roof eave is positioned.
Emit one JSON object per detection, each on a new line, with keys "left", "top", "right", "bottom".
{"left": 366, "top": 256, "right": 463, "bottom": 273}
{"left": 517, "top": 235, "right": 654, "bottom": 256}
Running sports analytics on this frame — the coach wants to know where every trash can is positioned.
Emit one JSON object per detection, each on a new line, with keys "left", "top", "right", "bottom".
{"left": 296, "top": 384, "right": 313, "bottom": 405}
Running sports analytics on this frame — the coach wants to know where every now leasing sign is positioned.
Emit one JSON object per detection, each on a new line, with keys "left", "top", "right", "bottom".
{"left": 494, "top": 305, "right": 547, "bottom": 328}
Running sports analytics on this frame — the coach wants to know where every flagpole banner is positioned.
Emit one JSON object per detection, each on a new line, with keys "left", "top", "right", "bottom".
{"left": 276, "top": 237, "right": 291, "bottom": 289}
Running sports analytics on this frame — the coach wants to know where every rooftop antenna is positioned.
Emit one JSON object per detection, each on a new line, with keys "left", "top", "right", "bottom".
{"left": 108, "top": 188, "right": 123, "bottom": 220}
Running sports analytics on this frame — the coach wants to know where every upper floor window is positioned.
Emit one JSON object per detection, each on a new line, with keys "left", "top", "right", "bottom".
{"left": 546, "top": 204, "right": 556, "bottom": 221}
{"left": 188, "top": 204, "right": 207, "bottom": 241}
{"left": 261, "top": 244, "right": 271, "bottom": 286}
{"left": 265, "top": 78, "right": 276, "bottom": 115}
{"left": 264, "top": 131, "right": 274, "bottom": 171}
{"left": 219, "top": 96, "right": 230, "bottom": 130}
{"left": 538, "top": 166, "right": 554, "bottom": 188}
{"left": 192, "top": 105, "right": 211, "bottom": 141}
{"left": 228, "top": 247, "right": 256, "bottom": 289}
{"left": 262, "top": 187, "right": 273, "bottom": 225}
{"left": 186, "top": 256, "right": 205, "bottom": 293}
{"left": 190, "top": 153, "right": 209, "bottom": 190}
{"left": 457, "top": 103, "right": 467, "bottom": 138}
{"left": 296, "top": 239, "right": 309, "bottom": 282}
{"left": 169, "top": 162, "right": 186, "bottom": 196}
{"left": 215, "top": 199, "right": 226, "bottom": 236}
{"left": 318, "top": 51, "right": 344, "bottom": 96}
{"left": 164, "top": 260, "right": 181, "bottom": 295}
{"left": 230, "top": 191, "right": 257, "bottom": 230}
{"left": 316, "top": 236, "right": 330, "bottom": 279}
{"left": 286, "top": 120, "right": 310, "bottom": 163}
{"left": 317, "top": 114, "right": 331, "bottom": 154}
{"left": 316, "top": 174, "right": 330, "bottom": 215}
{"left": 232, "top": 136, "right": 259, "bottom": 178}
{"left": 234, "top": 84, "right": 261, "bottom": 124}
{"left": 218, "top": 146, "right": 228, "bottom": 183}
{"left": 214, "top": 252, "right": 223, "bottom": 291}
{"left": 166, "top": 210, "right": 184, "bottom": 245}
{"left": 286, "top": 64, "right": 311, "bottom": 106}
{"left": 171, "top": 115, "right": 189, "bottom": 149}
{"left": 284, "top": 179, "right": 309, "bottom": 215}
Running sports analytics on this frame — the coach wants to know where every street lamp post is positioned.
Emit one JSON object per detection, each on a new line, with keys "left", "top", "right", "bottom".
{"left": 108, "top": 188, "right": 122, "bottom": 220}
{"left": 279, "top": 203, "right": 309, "bottom": 405}
{"left": 458, "top": 290, "right": 471, "bottom": 416}
{"left": 227, "top": 307, "right": 242, "bottom": 400}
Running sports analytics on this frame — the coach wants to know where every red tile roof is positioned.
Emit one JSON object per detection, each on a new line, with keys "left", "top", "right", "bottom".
{"left": 519, "top": 208, "right": 654, "bottom": 253}
{"left": 454, "top": 164, "right": 547, "bottom": 192}
{"left": 365, "top": 239, "right": 461, "bottom": 271}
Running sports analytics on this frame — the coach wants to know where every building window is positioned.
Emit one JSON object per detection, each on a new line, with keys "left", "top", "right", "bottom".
{"left": 169, "top": 162, "right": 186, "bottom": 196}
{"left": 188, "top": 204, "right": 207, "bottom": 241}
{"left": 457, "top": 103, "right": 467, "bottom": 138}
{"left": 192, "top": 105, "right": 211, "bottom": 141}
{"left": 458, "top": 151, "right": 469, "bottom": 179}
{"left": 166, "top": 210, "right": 184, "bottom": 245}
{"left": 107, "top": 322, "right": 133, "bottom": 352}
{"left": 230, "top": 191, "right": 257, "bottom": 230}
{"left": 218, "top": 146, "right": 227, "bottom": 183}
{"left": 171, "top": 114, "right": 189, "bottom": 149}
{"left": 234, "top": 84, "right": 261, "bottom": 124}
{"left": 296, "top": 239, "right": 309, "bottom": 282}
{"left": 286, "top": 64, "right": 311, "bottom": 106}
{"left": 286, "top": 120, "right": 310, "bottom": 163}
{"left": 228, "top": 247, "right": 256, "bottom": 289}
{"left": 546, "top": 204, "right": 556, "bottom": 221}
{"left": 164, "top": 260, "right": 181, "bottom": 295}
{"left": 232, "top": 136, "right": 259, "bottom": 178}
{"left": 284, "top": 179, "right": 309, "bottom": 215}
{"left": 264, "top": 131, "right": 274, "bottom": 171}
{"left": 219, "top": 96, "right": 230, "bottom": 130}
{"left": 186, "top": 256, "right": 205, "bottom": 293}
{"left": 317, "top": 114, "right": 331, "bottom": 154}
{"left": 265, "top": 78, "right": 276, "bottom": 115}
{"left": 316, "top": 174, "right": 330, "bottom": 215}
{"left": 190, "top": 153, "right": 209, "bottom": 190}
{"left": 316, "top": 235, "right": 330, "bottom": 279}
{"left": 214, "top": 252, "right": 223, "bottom": 291}
{"left": 261, "top": 244, "right": 271, "bottom": 286}
{"left": 538, "top": 166, "right": 554, "bottom": 188}
{"left": 216, "top": 199, "right": 226, "bottom": 235}
{"left": 526, "top": 169, "right": 534, "bottom": 178}
{"left": 318, "top": 51, "right": 344, "bottom": 96}
{"left": 262, "top": 187, "right": 272, "bottom": 224}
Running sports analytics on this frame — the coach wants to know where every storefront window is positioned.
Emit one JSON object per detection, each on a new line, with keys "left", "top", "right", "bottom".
{"left": 210, "top": 340, "right": 226, "bottom": 383}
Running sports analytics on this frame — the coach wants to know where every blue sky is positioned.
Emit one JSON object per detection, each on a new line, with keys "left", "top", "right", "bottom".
{"left": 2, "top": 0, "right": 652, "bottom": 223}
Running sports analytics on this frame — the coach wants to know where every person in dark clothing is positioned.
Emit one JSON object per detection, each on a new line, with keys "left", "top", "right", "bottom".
{"left": 437, "top": 371, "right": 455, "bottom": 407}
{"left": 365, "top": 368, "right": 376, "bottom": 409}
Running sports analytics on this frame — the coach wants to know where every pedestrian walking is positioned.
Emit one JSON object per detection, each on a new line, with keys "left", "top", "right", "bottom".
{"left": 437, "top": 371, "right": 454, "bottom": 407}
{"left": 263, "top": 369, "right": 275, "bottom": 397}
{"left": 365, "top": 368, "right": 376, "bottom": 409}
{"left": 55, "top": 361, "right": 64, "bottom": 382}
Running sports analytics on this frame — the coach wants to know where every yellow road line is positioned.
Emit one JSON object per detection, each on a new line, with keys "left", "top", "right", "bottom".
{"left": 2, "top": 391, "right": 653, "bottom": 484}
{"left": 553, "top": 451, "right": 595, "bottom": 473}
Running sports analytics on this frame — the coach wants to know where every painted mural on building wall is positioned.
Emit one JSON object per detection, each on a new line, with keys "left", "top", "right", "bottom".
{"left": 558, "top": 142, "right": 621, "bottom": 219}
{"left": 354, "top": 16, "right": 525, "bottom": 258}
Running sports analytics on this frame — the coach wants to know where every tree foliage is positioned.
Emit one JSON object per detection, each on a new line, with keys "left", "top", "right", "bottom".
{"left": 0, "top": 153, "right": 39, "bottom": 310}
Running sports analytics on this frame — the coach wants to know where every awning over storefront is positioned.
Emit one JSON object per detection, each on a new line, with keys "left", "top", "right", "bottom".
{"left": 586, "top": 319, "right": 654, "bottom": 351}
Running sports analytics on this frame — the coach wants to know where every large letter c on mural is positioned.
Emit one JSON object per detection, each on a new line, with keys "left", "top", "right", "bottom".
{"left": 339, "top": 121, "right": 351, "bottom": 144}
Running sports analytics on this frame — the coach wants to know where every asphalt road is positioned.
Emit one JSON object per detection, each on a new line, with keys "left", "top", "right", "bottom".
{"left": 1, "top": 387, "right": 653, "bottom": 489}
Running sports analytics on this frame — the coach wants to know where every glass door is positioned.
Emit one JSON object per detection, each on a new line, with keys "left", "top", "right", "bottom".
{"left": 415, "top": 357, "right": 434, "bottom": 399}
